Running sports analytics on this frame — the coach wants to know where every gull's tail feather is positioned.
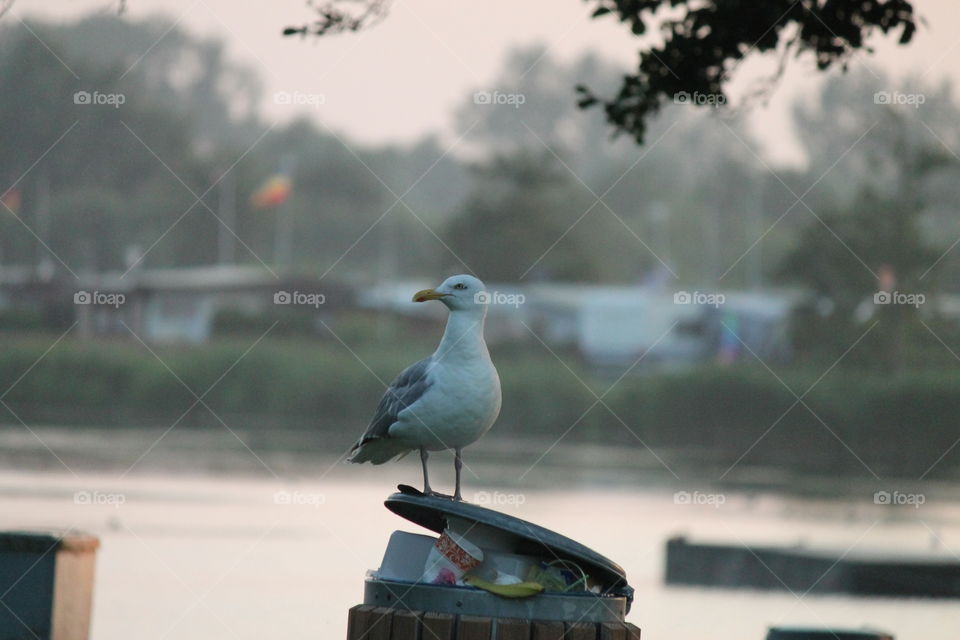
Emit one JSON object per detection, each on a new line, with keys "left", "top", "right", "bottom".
{"left": 348, "top": 437, "right": 412, "bottom": 465}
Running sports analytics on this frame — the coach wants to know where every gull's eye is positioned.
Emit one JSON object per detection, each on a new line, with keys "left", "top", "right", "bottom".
{"left": 453, "top": 283, "right": 467, "bottom": 290}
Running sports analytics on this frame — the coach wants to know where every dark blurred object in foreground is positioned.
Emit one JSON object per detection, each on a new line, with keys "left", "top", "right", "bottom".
{"left": 767, "top": 626, "right": 893, "bottom": 640}
{"left": 667, "top": 536, "right": 960, "bottom": 598}
{"left": 0, "top": 529, "right": 99, "bottom": 640}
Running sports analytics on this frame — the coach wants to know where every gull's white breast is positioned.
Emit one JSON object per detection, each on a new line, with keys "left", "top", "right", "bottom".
{"left": 389, "top": 355, "right": 501, "bottom": 451}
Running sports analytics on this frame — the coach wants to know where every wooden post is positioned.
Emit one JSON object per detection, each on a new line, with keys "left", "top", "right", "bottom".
{"left": 496, "top": 618, "right": 531, "bottom": 640}
{"left": 346, "top": 605, "right": 641, "bottom": 639}
{"left": 422, "top": 612, "right": 456, "bottom": 640}
{"left": 600, "top": 622, "right": 628, "bottom": 640}
{"left": 532, "top": 620, "right": 565, "bottom": 640}
{"left": 458, "top": 615, "right": 492, "bottom": 640}
{"left": 390, "top": 610, "right": 421, "bottom": 638}
{"left": 566, "top": 621, "right": 600, "bottom": 640}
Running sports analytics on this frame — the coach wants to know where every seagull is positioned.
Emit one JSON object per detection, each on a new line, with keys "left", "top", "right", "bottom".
{"left": 348, "top": 275, "right": 501, "bottom": 500}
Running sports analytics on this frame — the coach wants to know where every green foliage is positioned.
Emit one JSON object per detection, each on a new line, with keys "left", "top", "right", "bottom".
{"left": 287, "top": 1, "right": 916, "bottom": 144}
{"left": 2, "top": 337, "right": 959, "bottom": 480}
{"left": 0, "top": 15, "right": 465, "bottom": 279}
{"left": 776, "top": 74, "right": 959, "bottom": 368}
{"left": 3, "top": 14, "right": 951, "bottom": 292}
{"left": 0, "top": 308, "right": 46, "bottom": 331}
{"left": 453, "top": 45, "right": 801, "bottom": 287}
{"left": 446, "top": 150, "right": 604, "bottom": 281}
{"left": 211, "top": 307, "right": 317, "bottom": 338}
{"left": 578, "top": 0, "right": 916, "bottom": 143}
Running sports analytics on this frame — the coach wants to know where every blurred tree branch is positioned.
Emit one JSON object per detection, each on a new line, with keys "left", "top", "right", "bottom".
{"left": 283, "top": 0, "right": 389, "bottom": 37}
{"left": 283, "top": 0, "right": 917, "bottom": 144}
{"left": 578, "top": 0, "right": 917, "bottom": 143}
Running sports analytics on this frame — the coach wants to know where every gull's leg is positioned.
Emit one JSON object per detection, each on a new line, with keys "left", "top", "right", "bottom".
{"left": 420, "top": 447, "right": 432, "bottom": 495}
{"left": 454, "top": 447, "right": 463, "bottom": 501}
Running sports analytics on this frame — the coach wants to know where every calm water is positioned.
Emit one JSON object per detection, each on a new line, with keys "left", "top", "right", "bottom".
{"left": 1, "top": 427, "right": 958, "bottom": 639}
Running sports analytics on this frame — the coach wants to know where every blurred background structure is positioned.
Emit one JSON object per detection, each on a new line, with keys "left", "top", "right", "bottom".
{"left": 1, "top": 1, "right": 960, "bottom": 639}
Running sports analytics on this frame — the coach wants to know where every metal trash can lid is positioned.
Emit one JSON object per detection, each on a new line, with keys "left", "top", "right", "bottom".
{"left": 385, "top": 486, "right": 630, "bottom": 595}
{"left": 767, "top": 627, "right": 894, "bottom": 640}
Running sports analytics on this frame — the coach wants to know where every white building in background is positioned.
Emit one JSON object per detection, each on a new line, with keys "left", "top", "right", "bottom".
{"left": 0, "top": 265, "right": 352, "bottom": 344}
{"left": 516, "top": 284, "right": 698, "bottom": 367}
{"left": 358, "top": 280, "right": 797, "bottom": 370}
{"left": 518, "top": 284, "right": 796, "bottom": 369}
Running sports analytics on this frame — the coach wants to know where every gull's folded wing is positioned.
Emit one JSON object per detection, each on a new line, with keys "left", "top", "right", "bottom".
{"left": 348, "top": 357, "right": 433, "bottom": 462}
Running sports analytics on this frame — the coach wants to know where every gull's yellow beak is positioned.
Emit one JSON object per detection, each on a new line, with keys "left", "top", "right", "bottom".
{"left": 412, "top": 288, "right": 448, "bottom": 303}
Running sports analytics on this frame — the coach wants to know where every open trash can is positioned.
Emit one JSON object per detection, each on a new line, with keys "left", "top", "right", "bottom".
{"left": 347, "top": 488, "right": 640, "bottom": 639}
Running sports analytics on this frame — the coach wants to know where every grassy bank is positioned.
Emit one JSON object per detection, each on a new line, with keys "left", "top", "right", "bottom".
{"left": 0, "top": 335, "right": 957, "bottom": 481}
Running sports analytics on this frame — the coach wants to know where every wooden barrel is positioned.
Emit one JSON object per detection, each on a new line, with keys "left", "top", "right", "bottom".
{"left": 347, "top": 604, "right": 641, "bottom": 640}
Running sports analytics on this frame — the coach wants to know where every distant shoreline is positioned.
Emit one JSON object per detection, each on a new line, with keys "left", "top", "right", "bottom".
{"left": 4, "top": 423, "right": 958, "bottom": 506}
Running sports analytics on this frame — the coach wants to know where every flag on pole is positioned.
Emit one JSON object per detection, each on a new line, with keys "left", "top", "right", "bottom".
{"left": 249, "top": 174, "right": 292, "bottom": 209}
{"left": 0, "top": 187, "right": 21, "bottom": 213}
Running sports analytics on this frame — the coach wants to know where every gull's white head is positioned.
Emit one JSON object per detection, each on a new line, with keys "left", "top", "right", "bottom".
{"left": 412, "top": 274, "right": 487, "bottom": 312}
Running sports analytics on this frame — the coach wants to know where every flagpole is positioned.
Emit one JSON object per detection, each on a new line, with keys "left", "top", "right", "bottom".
{"left": 217, "top": 171, "right": 236, "bottom": 265}
{"left": 274, "top": 201, "right": 293, "bottom": 270}
{"left": 36, "top": 172, "right": 53, "bottom": 278}
{"left": 273, "top": 154, "right": 296, "bottom": 271}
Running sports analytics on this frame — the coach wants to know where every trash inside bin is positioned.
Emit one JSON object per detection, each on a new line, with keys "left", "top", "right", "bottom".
{"left": 362, "top": 487, "right": 633, "bottom": 623}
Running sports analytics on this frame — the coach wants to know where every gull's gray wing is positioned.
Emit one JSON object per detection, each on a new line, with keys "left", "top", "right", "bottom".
{"left": 350, "top": 356, "right": 433, "bottom": 454}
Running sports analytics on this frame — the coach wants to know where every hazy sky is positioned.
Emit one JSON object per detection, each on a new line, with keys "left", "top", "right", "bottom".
{"left": 15, "top": 0, "right": 960, "bottom": 166}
